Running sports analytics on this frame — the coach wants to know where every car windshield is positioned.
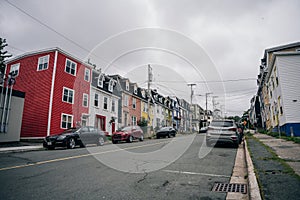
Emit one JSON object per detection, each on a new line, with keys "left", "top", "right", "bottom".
{"left": 210, "top": 121, "right": 234, "bottom": 127}
{"left": 62, "top": 127, "right": 79, "bottom": 133}
{"left": 160, "top": 127, "right": 170, "bottom": 131}
{"left": 121, "top": 126, "right": 133, "bottom": 131}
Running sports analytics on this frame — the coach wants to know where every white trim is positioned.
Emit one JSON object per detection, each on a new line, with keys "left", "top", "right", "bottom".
{"left": 64, "top": 58, "right": 77, "bottom": 76}
{"left": 47, "top": 51, "right": 58, "bottom": 136}
{"left": 37, "top": 55, "right": 50, "bottom": 71}
{"left": 82, "top": 93, "right": 89, "bottom": 107}
{"left": 62, "top": 87, "right": 75, "bottom": 104}
{"left": 61, "top": 113, "right": 73, "bottom": 129}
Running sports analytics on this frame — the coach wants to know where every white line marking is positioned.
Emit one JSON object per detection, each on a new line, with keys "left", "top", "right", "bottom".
{"left": 162, "top": 169, "right": 231, "bottom": 178}
{"left": 0, "top": 141, "right": 169, "bottom": 172}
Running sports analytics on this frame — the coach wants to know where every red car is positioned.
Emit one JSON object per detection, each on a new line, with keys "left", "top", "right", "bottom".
{"left": 112, "top": 126, "right": 144, "bottom": 144}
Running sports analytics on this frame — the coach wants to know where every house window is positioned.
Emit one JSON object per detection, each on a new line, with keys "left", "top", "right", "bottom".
{"left": 132, "top": 97, "right": 136, "bottom": 109}
{"left": 81, "top": 114, "right": 88, "bottom": 127}
{"left": 84, "top": 68, "right": 90, "bottom": 82}
{"left": 83, "top": 93, "right": 88, "bottom": 107}
{"left": 124, "top": 112, "right": 128, "bottom": 126}
{"left": 94, "top": 93, "right": 99, "bottom": 107}
{"left": 276, "top": 77, "right": 279, "bottom": 87}
{"left": 10, "top": 63, "right": 20, "bottom": 76}
{"left": 61, "top": 113, "right": 73, "bottom": 129}
{"left": 134, "top": 85, "right": 137, "bottom": 94}
{"left": 62, "top": 87, "right": 74, "bottom": 104}
{"left": 103, "top": 96, "right": 108, "bottom": 110}
{"left": 123, "top": 94, "right": 129, "bottom": 106}
{"left": 143, "top": 102, "right": 148, "bottom": 112}
{"left": 65, "top": 59, "right": 77, "bottom": 76}
{"left": 108, "top": 79, "right": 114, "bottom": 92}
{"left": 112, "top": 100, "right": 116, "bottom": 112}
{"left": 126, "top": 81, "right": 129, "bottom": 91}
{"left": 98, "top": 74, "right": 105, "bottom": 88}
{"left": 37, "top": 55, "right": 49, "bottom": 71}
{"left": 132, "top": 116, "right": 137, "bottom": 126}
{"left": 141, "top": 90, "right": 146, "bottom": 98}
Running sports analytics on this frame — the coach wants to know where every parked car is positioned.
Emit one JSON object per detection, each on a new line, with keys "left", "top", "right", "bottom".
{"left": 43, "top": 126, "right": 106, "bottom": 150}
{"left": 156, "top": 127, "right": 177, "bottom": 139}
{"left": 112, "top": 126, "right": 144, "bottom": 144}
{"left": 199, "top": 126, "right": 208, "bottom": 133}
{"left": 205, "top": 120, "right": 240, "bottom": 148}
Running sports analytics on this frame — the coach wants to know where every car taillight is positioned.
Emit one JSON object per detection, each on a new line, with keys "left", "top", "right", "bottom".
{"left": 228, "top": 128, "right": 237, "bottom": 131}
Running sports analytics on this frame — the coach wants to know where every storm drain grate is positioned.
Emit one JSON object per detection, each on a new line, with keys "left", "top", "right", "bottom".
{"left": 212, "top": 183, "right": 247, "bottom": 194}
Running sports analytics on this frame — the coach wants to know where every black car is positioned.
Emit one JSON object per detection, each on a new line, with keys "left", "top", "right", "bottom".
{"left": 43, "top": 126, "right": 106, "bottom": 150}
{"left": 156, "top": 127, "right": 177, "bottom": 139}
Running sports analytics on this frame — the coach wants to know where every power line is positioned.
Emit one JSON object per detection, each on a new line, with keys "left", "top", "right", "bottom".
{"left": 152, "top": 78, "right": 257, "bottom": 84}
{"left": 4, "top": 0, "right": 91, "bottom": 54}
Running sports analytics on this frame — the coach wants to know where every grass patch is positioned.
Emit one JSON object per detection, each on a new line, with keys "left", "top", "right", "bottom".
{"left": 246, "top": 134, "right": 300, "bottom": 180}
{"left": 257, "top": 129, "right": 300, "bottom": 144}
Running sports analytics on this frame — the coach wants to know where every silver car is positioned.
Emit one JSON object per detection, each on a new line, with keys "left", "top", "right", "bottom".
{"left": 205, "top": 120, "right": 240, "bottom": 148}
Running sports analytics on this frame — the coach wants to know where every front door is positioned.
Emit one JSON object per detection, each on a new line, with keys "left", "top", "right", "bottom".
{"left": 111, "top": 122, "right": 115, "bottom": 133}
{"left": 96, "top": 115, "right": 106, "bottom": 131}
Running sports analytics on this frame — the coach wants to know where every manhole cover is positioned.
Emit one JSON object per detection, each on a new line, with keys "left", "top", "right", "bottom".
{"left": 212, "top": 183, "right": 247, "bottom": 194}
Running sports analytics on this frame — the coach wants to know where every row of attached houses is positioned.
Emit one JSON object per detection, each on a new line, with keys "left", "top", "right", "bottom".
{"left": 3, "top": 47, "right": 208, "bottom": 139}
{"left": 252, "top": 42, "right": 300, "bottom": 136}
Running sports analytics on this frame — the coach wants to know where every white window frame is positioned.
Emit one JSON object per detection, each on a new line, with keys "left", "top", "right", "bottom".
{"left": 62, "top": 87, "right": 74, "bottom": 104}
{"left": 65, "top": 58, "right": 77, "bottom": 76}
{"left": 94, "top": 93, "right": 99, "bottom": 108}
{"left": 37, "top": 55, "right": 49, "bottom": 71}
{"left": 103, "top": 96, "right": 108, "bottom": 110}
{"left": 84, "top": 68, "right": 90, "bottom": 82}
{"left": 123, "top": 94, "right": 129, "bottom": 106}
{"left": 82, "top": 93, "right": 89, "bottom": 107}
{"left": 98, "top": 74, "right": 105, "bottom": 88}
{"left": 132, "top": 116, "right": 137, "bottom": 126}
{"left": 108, "top": 79, "right": 114, "bottom": 92}
{"left": 61, "top": 113, "right": 73, "bottom": 129}
{"left": 10, "top": 63, "right": 20, "bottom": 76}
{"left": 132, "top": 97, "right": 136, "bottom": 109}
{"left": 134, "top": 85, "right": 137, "bottom": 94}
{"left": 126, "top": 81, "right": 129, "bottom": 91}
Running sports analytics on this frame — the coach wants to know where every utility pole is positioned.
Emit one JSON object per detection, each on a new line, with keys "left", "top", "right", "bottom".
{"left": 147, "top": 64, "right": 152, "bottom": 136}
{"left": 205, "top": 92, "right": 212, "bottom": 122}
{"left": 187, "top": 84, "right": 196, "bottom": 132}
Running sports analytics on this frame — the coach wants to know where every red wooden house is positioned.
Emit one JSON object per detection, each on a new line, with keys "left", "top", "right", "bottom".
{"left": 5, "top": 48, "right": 92, "bottom": 138}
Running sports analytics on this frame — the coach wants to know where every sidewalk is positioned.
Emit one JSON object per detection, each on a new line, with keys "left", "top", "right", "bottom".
{"left": 246, "top": 132, "right": 300, "bottom": 200}
{"left": 0, "top": 142, "right": 43, "bottom": 153}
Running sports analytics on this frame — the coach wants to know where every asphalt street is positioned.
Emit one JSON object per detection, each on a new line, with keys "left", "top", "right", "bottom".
{"left": 0, "top": 134, "right": 238, "bottom": 200}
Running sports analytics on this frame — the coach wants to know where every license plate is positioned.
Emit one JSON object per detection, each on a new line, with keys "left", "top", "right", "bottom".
{"left": 47, "top": 142, "right": 52, "bottom": 146}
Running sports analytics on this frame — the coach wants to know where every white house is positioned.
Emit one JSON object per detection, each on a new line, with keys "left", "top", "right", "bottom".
{"left": 266, "top": 52, "right": 300, "bottom": 136}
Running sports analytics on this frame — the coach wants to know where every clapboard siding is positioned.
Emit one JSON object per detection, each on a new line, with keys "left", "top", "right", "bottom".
{"left": 277, "top": 55, "right": 300, "bottom": 124}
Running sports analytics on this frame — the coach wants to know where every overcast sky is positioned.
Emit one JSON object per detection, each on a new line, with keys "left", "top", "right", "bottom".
{"left": 1, "top": 0, "right": 299, "bottom": 116}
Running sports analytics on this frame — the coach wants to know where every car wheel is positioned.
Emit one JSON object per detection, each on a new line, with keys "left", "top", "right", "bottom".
{"left": 98, "top": 137, "right": 105, "bottom": 146}
{"left": 112, "top": 139, "right": 118, "bottom": 144}
{"left": 127, "top": 135, "right": 133, "bottom": 143}
{"left": 67, "top": 138, "right": 76, "bottom": 149}
{"left": 47, "top": 146, "right": 55, "bottom": 150}
{"left": 139, "top": 135, "right": 144, "bottom": 141}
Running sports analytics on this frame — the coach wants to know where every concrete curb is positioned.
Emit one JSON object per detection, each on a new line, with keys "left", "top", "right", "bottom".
{"left": 244, "top": 140, "right": 262, "bottom": 200}
{"left": 0, "top": 145, "right": 44, "bottom": 153}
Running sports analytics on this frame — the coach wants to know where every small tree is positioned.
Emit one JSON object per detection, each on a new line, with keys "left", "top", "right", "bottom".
{"left": 137, "top": 117, "right": 148, "bottom": 127}
{"left": 0, "top": 38, "right": 12, "bottom": 74}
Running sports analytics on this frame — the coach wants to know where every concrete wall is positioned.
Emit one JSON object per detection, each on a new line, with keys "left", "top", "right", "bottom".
{"left": 0, "top": 92, "right": 25, "bottom": 142}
